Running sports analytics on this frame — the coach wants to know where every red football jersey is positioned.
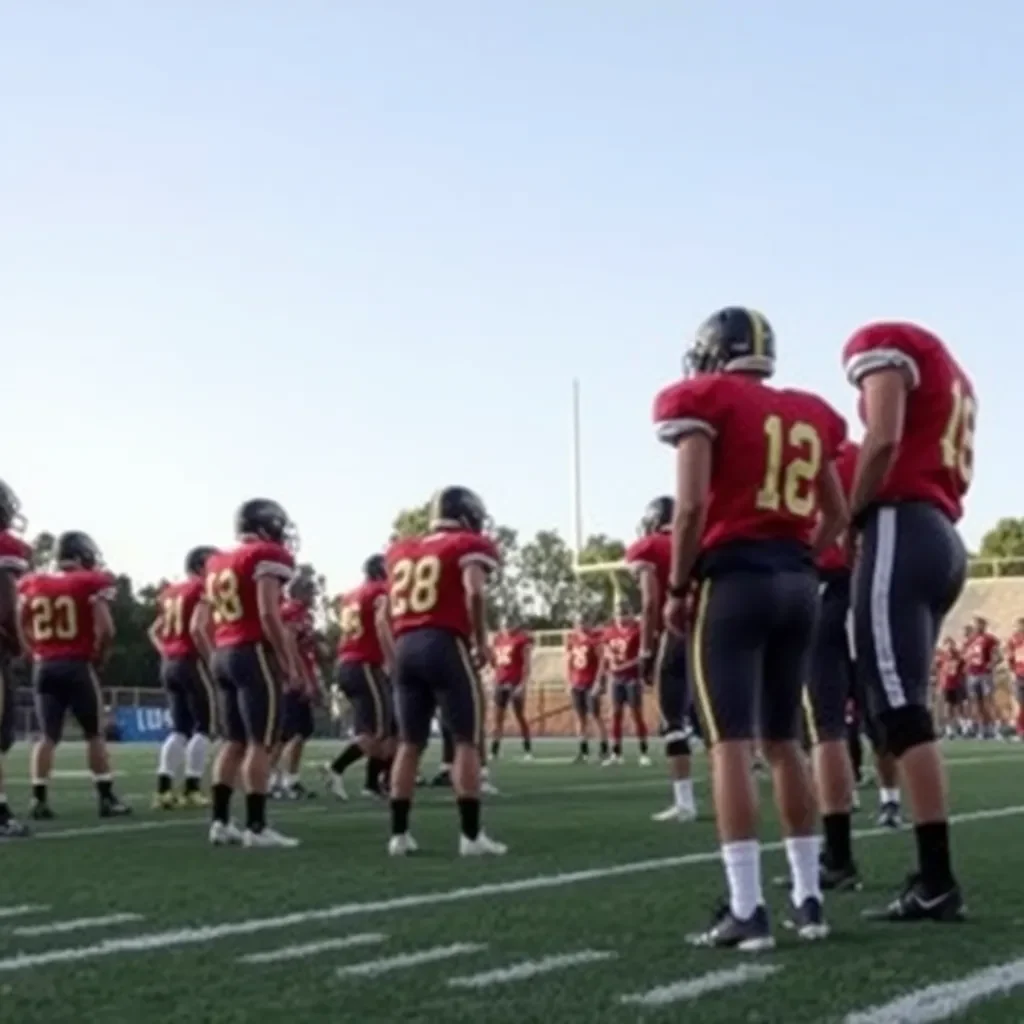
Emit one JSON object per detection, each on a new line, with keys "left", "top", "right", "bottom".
{"left": 566, "top": 628, "right": 602, "bottom": 688}
{"left": 817, "top": 440, "right": 860, "bottom": 572}
{"left": 204, "top": 540, "right": 294, "bottom": 648}
{"left": 654, "top": 373, "right": 846, "bottom": 552}
{"left": 602, "top": 620, "right": 641, "bottom": 679}
{"left": 17, "top": 569, "right": 117, "bottom": 660}
{"left": 0, "top": 531, "right": 32, "bottom": 577}
{"left": 843, "top": 322, "right": 974, "bottom": 522}
{"left": 1006, "top": 632, "right": 1024, "bottom": 676}
{"left": 386, "top": 530, "right": 498, "bottom": 640}
{"left": 963, "top": 631, "right": 997, "bottom": 673}
{"left": 336, "top": 581, "right": 389, "bottom": 666}
{"left": 281, "top": 598, "right": 318, "bottom": 680}
{"left": 492, "top": 629, "right": 532, "bottom": 684}
{"left": 936, "top": 649, "right": 965, "bottom": 691}
{"left": 155, "top": 578, "right": 205, "bottom": 659}
{"left": 625, "top": 532, "right": 670, "bottom": 611}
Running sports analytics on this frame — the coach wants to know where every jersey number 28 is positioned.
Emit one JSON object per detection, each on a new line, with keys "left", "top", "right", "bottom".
{"left": 389, "top": 556, "right": 441, "bottom": 616}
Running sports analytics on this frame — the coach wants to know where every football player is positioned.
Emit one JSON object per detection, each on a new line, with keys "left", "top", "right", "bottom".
{"left": 1005, "top": 621, "right": 1024, "bottom": 739}
{"left": 17, "top": 531, "right": 132, "bottom": 819}
{"left": 489, "top": 613, "right": 534, "bottom": 761}
{"left": 963, "top": 615, "right": 998, "bottom": 739}
{"left": 626, "top": 495, "right": 697, "bottom": 822}
{"left": 385, "top": 486, "right": 506, "bottom": 856}
{"left": 324, "top": 554, "right": 396, "bottom": 800}
{"left": 204, "top": 499, "right": 302, "bottom": 848}
{"left": 149, "top": 545, "right": 218, "bottom": 809}
{"left": 565, "top": 611, "right": 609, "bottom": 763}
{"left": 936, "top": 636, "right": 967, "bottom": 738}
{"left": 600, "top": 604, "right": 650, "bottom": 765}
{"left": 656, "top": 307, "right": 847, "bottom": 949}
{"left": 844, "top": 320, "right": 972, "bottom": 922}
{"left": 0, "top": 482, "right": 32, "bottom": 838}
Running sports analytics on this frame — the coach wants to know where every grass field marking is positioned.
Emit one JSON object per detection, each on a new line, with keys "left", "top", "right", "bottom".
{"left": 238, "top": 933, "right": 386, "bottom": 964}
{"left": 12, "top": 913, "right": 144, "bottom": 937}
{"left": 447, "top": 949, "right": 617, "bottom": 988}
{"left": 842, "top": 956, "right": 1024, "bottom": 1023}
{"left": 0, "top": 800, "right": 1018, "bottom": 975}
{"left": 619, "top": 963, "right": 782, "bottom": 1007}
{"left": 335, "top": 943, "right": 486, "bottom": 978}
{"left": 0, "top": 905, "right": 49, "bottom": 921}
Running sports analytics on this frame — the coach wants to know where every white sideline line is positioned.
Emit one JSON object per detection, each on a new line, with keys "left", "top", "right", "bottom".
{"left": 448, "top": 949, "right": 616, "bottom": 988}
{"left": 336, "top": 943, "right": 485, "bottom": 978}
{"left": 0, "top": 905, "right": 49, "bottom": 920}
{"left": 13, "top": 913, "right": 144, "bottom": 937}
{"left": 0, "top": 802, "right": 1019, "bottom": 973}
{"left": 621, "top": 964, "right": 781, "bottom": 1007}
{"left": 842, "top": 957, "right": 1024, "bottom": 1023}
{"left": 239, "top": 933, "right": 385, "bottom": 964}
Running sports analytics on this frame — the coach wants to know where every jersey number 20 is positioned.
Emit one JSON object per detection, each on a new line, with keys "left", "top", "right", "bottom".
{"left": 755, "top": 415, "right": 822, "bottom": 518}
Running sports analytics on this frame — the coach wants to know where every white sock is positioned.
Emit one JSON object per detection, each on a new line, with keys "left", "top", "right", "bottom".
{"left": 879, "top": 787, "right": 900, "bottom": 807}
{"left": 158, "top": 732, "right": 187, "bottom": 779}
{"left": 722, "top": 840, "right": 762, "bottom": 920}
{"left": 785, "top": 834, "right": 822, "bottom": 907}
{"left": 270, "top": 770, "right": 281, "bottom": 789}
{"left": 673, "top": 778, "right": 694, "bottom": 810}
{"left": 184, "top": 734, "right": 209, "bottom": 780}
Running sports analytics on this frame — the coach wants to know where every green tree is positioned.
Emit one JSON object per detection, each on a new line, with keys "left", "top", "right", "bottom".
{"left": 106, "top": 576, "right": 161, "bottom": 690}
{"left": 390, "top": 503, "right": 431, "bottom": 540}
{"left": 577, "top": 534, "right": 637, "bottom": 620}
{"left": 975, "top": 517, "right": 1024, "bottom": 577}
{"left": 518, "top": 529, "right": 577, "bottom": 629}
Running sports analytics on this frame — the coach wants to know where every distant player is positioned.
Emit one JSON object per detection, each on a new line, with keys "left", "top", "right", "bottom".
{"left": 626, "top": 495, "right": 697, "bottom": 822}
{"left": 655, "top": 307, "right": 847, "bottom": 949}
{"left": 17, "top": 531, "right": 132, "bottom": 819}
{"left": 490, "top": 615, "right": 533, "bottom": 761}
{"left": 843, "top": 320, "right": 972, "bottom": 922}
{"left": 565, "top": 612, "right": 608, "bottom": 763}
{"left": 149, "top": 545, "right": 218, "bottom": 809}
{"left": 0, "top": 482, "right": 32, "bottom": 838}
{"left": 205, "top": 499, "right": 301, "bottom": 848}
{"left": 324, "top": 554, "right": 396, "bottom": 800}
{"left": 1006, "top": 620, "right": 1024, "bottom": 739}
{"left": 963, "top": 615, "right": 998, "bottom": 738}
{"left": 936, "top": 637, "right": 967, "bottom": 738}
{"left": 385, "top": 486, "right": 506, "bottom": 856}
{"left": 600, "top": 606, "right": 650, "bottom": 765}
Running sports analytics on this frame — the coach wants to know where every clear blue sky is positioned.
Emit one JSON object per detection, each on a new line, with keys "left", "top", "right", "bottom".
{"left": 3, "top": 2, "right": 1020, "bottom": 589}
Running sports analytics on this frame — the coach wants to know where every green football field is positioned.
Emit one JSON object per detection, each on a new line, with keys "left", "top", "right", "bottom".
{"left": 1, "top": 738, "right": 1023, "bottom": 1023}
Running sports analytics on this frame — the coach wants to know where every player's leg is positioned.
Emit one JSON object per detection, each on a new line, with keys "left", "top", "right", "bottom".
{"left": 182, "top": 661, "right": 215, "bottom": 805}
{"left": 431, "top": 723, "right": 456, "bottom": 787}
{"left": 490, "top": 686, "right": 509, "bottom": 759}
{"left": 628, "top": 681, "right": 650, "bottom": 763}
{"left": 610, "top": 681, "right": 626, "bottom": 762}
{"left": 652, "top": 631, "right": 696, "bottom": 822}
{"left": 282, "top": 697, "right": 315, "bottom": 797}
{"left": 591, "top": 689, "right": 610, "bottom": 762}
{"left": 324, "top": 663, "right": 368, "bottom": 797}
{"left": 0, "top": 662, "right": 27, "bottom": 836}
{"left": 511, "top": 687, "right": 532, "bottom": 757}
{"left": 571, "top": 689, "right": 591, "bottom": 762}
{"left": 155, "top": 659, "right": 191, "bottom": 808}
{"left": 71, "top": 664, "right": 129, "bottom": 816}
{"left": 856, "top": 505, "right": 966, "bottom": 922}
{"left": 29, "top": 662, "right": 67, "bottom": 818}
{"left": 208, "top": 653, "right": 245, "bottom": 842}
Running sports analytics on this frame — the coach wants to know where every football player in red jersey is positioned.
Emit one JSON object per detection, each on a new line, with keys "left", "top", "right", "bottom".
{"left": 204, "top": 499, "right": 302, "bottom": 849}
{"left": 149, "top": 545, "right": 218, "bottom": 809}
{"left": 626, "top": 496, "right": 697, "bottom": 821}
{"left": 324, "top": 554, "right": 397, "bottom": 799}
{"left": 963, "top": 615, "right": 999, "bottom": 739}
{"left": 843, "top": 320, "right": 972, "bottom": 922}
{"left": 565, "top": 611, "right": 609, "bottom": 763}
{"left": 935, "top": 636, "right": 967, "bottom": 738}
{"left": 1006, "top": 620, "right": 1024, "bottom": 739}
{"left": 489, "top": 614, "right": 534, "bottom": 761}
{"left": 17, "top": 531, "right": 131, "bottom": 820}
{"left": 655, "top": 307, "right": 848, "bottom": 950}
{"left": 0, "top": 482, "right": 32, "bottom": 838}
{"left": 600, "top": 606, "right": 650, "bottom": 765}
{"left": 386, "top": 486, "right": 506, "bottom": 856}
{"left": 272, "top": 574, "right": 323, "bottom": 799}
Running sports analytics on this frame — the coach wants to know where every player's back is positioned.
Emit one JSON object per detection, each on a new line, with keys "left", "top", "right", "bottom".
{"left": 157, "top": 578, "right": 204, "bottom": 658}
{"left": 337, "top": 581, "right": 388, "bottom": 664}
{"left": 843, "top": 322, "right": 973, "bottom": 522}
{"left": 18, "top": 569, "right": 115, "bottom": 660}
{"left": 205, "top": 540, "right": 294, "bottom": 648}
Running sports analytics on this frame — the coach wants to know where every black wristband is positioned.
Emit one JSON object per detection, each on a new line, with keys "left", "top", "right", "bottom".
{"left": 667, "top": 583, "right": 688, "bottom": 599}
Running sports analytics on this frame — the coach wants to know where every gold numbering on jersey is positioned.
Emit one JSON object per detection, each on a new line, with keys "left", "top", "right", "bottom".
{"left": 206, "top": 569, "right": 244, "bottom": 624}
{"left": 162, "top": 594, "right": 185, "bottom": 638}
{"left": 940, "top": 378, "right": 975, "bottom": 485}
{"left": 755, "top": 414, "right": 823, "bottom": 517}
{"left": 340, "top": 602, "right": 363, "bottom": 639}
{"left": 570, "top": 646, "right": 589, "bottom": 669}
{"left": 494, "top": 644, "right": 513, "bottom": 667}
{"left": 389, "top": 556, "right": 442, "bottom": 616}
{"left": 30, "top": 595, "right": 78, "bottom": 641}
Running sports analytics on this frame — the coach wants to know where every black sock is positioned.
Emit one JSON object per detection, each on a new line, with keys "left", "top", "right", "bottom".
{"left": 157, "top": 773, "right": 172, "bottom": 794}
{"left": 330, "top": 742, "right": 365, "bottom": 776}
{"left": 184, "top": 776, "right": 200, "bottom": 794}
{"left": 364, "top": 757, "right": 380, "bottom": 790}
{"left": 915, "top": 820, "right": 954, "bottom": 892}
{"left": 579, "top": 739, "right": 589, "bottom": 756}
{"left": 823, "top": 811, "right": 853, "bottom": 868}
{"left": 639, "top": 738, "right": 649, "bottom": 754}
{"left": 613, "top": 742, "right": 622, "bottom": 757}
{"left": 522, "top": 735, "right": 532, "bottom": 753}
{"left": 457, "top": 797, "right": 481, "bottom": 840}
{"left": 95, "top": 778, "right": 114, "bottom": 802}
{"left": 490, "top": 739, "right": 500, "bottom": 758}
{"left": 246, "top": 792, "right": 267, "bottom": 832}
{"left": 212, "top": 782, "right": 232, "bottom": 824}
{"left": 32, "top": 783, "right": 47, "bottom": 805}
{"left": 391, "top": 797, "right": 411, "bottom": 836}
{"left": 0, "top": 798, "right": 9, "bottom": 825}
{"left": 599, "top": 740, "right": 609, "bottom": 757}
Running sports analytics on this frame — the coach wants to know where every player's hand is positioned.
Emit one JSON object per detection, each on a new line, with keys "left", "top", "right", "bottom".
{"left": 472, "top": 644, "right": 492, "bottom": 670}
{"left": 664, "top": 596, "right": 688, "bottom": 636}
{"left": 640, "top": 651, "right": 655, "bottom": 687}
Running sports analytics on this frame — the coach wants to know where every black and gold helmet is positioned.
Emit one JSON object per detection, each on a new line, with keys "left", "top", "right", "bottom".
{"left": 685, "top": 307, "right": 775, "bottom": 378}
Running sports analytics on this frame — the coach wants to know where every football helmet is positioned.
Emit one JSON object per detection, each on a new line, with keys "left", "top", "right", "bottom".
{"left": 235, "top": 498, "right": 297, "bottom": 549}
{"left": 287, "top": 572, "right": 317, "bottom": 606}
{"left": 184, "top": 546, "right": 217, "bottom": 578}
{"left": 56, "top": 531, "right": 103, "bottom": 570}
{"left": 363, "top": 554, "right": 387, "bottom": 581}
{"left": 639, "top": 496, "right": 674, "bottom": 535}
{"left": 429, "top": 486, "right": 487, "bottom": 533}
{"left": 0, "top": 480, "right": 26, "bottom": 533}
{"left": 685, "top": 307, "right": 775, "bottom": 378}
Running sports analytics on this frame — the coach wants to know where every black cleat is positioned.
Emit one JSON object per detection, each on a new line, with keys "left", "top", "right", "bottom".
{"left": 429, "top": 769, "right": 452, "bottom": 788}
{"left": 687, "top": 900, "right": 775, "bottom": 951}
{"left": 29, "top": 801, "right": 55, "bottom": 821}
{"left": 863, "top": 873, "right": 966, "bottom": 923}
{"left": 877, "top": 802, "right": 902, "bottom": 829}
{"left": 784, "top": 897, "right": 830, "bottom": 941}
{"left": 821, "top": 859, "right": 863, "bottom": 892}
{"left": 0, "top": 818, "right": 31, "bottom": 839}
{"left": 99, "top": 798, "right": 132, "bottom": 818}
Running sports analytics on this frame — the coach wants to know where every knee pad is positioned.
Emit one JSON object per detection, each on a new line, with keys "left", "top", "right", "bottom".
{"left": 877, "top": 705, "right": 934, "bottom": 758}
{"left": 665, "top": 737, "right": 690, "bottom": 758}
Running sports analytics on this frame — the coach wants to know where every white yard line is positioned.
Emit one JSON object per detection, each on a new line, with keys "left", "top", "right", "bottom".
{"left": 336, "top": 943, "right": 485, "bottom": 978}
{"left": 0, "top": 802, "right": 1018, "bottom": 973}
{"left": 13, "top": 913, "right": 144, "bottom": 937}
{"left": 842, "top": 957, "right": 1024, "bottom": 1023}
{"left": 238, "top": 933, "right": 386, "bottom": 964}
{"left": 0, "top": 905, "right": 49, "bottom": 921}
{"left": 621, "top": 964, "right": 781, "bottom": 1006}
{"left": 448, "top": 949, "right": 616, "bottom": 988}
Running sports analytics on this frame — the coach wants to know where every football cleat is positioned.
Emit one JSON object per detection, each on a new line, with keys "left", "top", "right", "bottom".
{"left": 152, "top": 792, "right": 178, "bottom": 811}
{"left": 481, "top": 778, "right": 500, "bottom": 796}
{"left": 209, "top": 820, "right": 244, "bottom": 846}
{"left": 0, "top": 818, "right": 31, "bottom": 839}
{"left": 388, "top": 833, "right": 419, "bottom": 856}
{"left": 180, "top": 791, "right": 210, "bottom": 809}
{"left": 687, "top": 902, "right": 775, "bottom": 952}
{"left": 877, "top": 802, "right": 902, "bottom": 829}
{"left": 862, "top": 873, "right": 965, "bottom": 923}
{"left": 784, "top": 897, "right": 830, "bottom": 941}
{"left": 99, "top": 798, "right": 132, "bottom": 818}
{"left": 29, "top": 801, "right": 55, "bottom": 821}
{"left": 522, "top": 752, "right": 533, "bottom": 762}
{"left": 459, "top": 832, "right": 508, "bottom": 857}
{"left": 638, "top": 754, "right": 652, "bottom": 767}
{"left": 652, "top": 805, "right": 697, "bottom": 823}
{"left": 821, "top": 859, "right": 863, "bottom": 892}
{"left": 242, "top": 827, "right": 299, "bottom": 849}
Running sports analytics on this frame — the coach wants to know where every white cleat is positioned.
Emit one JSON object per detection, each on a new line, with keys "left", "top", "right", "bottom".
{"left": 459, "top": 832, "right": 508, "bottom": 856}
{"left": 242, "top": 827, "right": 299, "bottom": 848}
{"left": 481, "top": 779, "right": 500, "bottom": 796}
{"left": 651, "top": 805, "right": 697, "bottom": 823}
{"left": 638, "top": 754, "right": 652, "bottom": 767}
{"left": 319, "top": 763, "right": 348, "bottom": 801}
{"left": 388, "top": 832, "right": 419, "bottom": 856}
{"left": 209, "top": 820, "right": 244, "bottom": 846}
{"left": 600, "top": 757, "right": 613, "bottom": 767}
{"left": 522, "top": 752, "right": 533, "bottom": 762}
